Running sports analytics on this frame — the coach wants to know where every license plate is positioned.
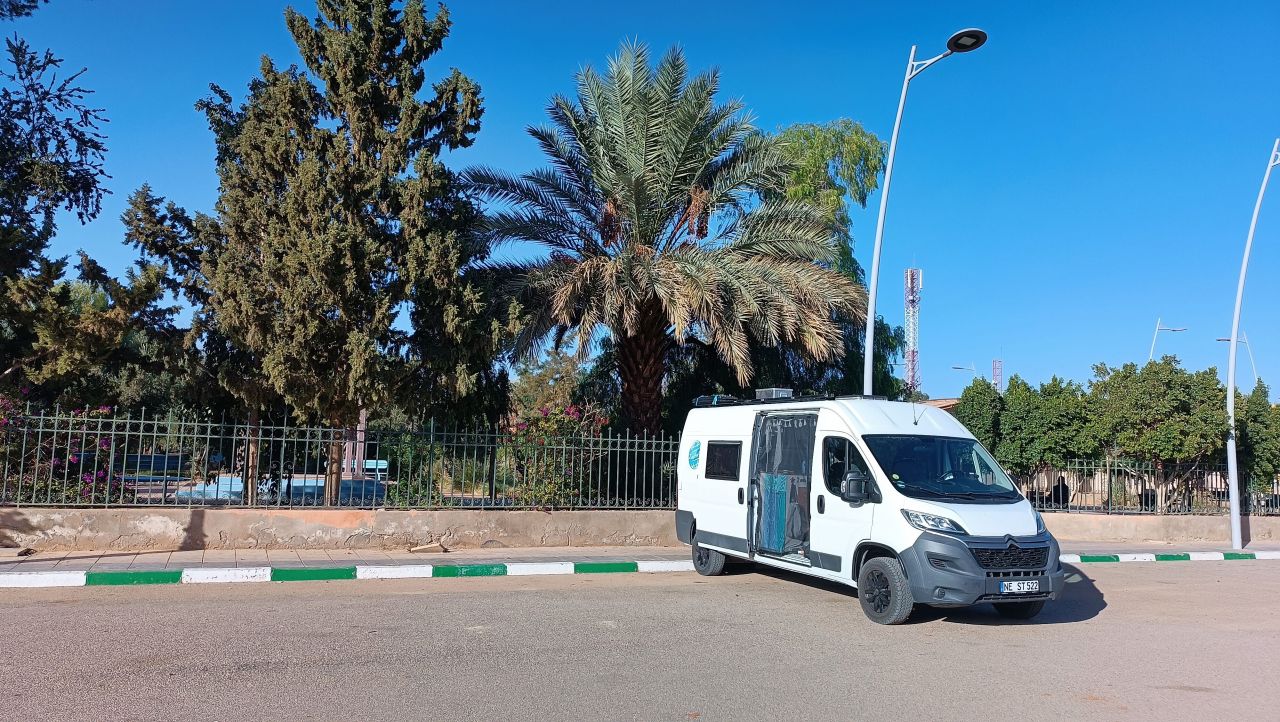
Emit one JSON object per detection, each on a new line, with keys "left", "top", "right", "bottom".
{"left": 999, "top": 580, "right": 1040, "bottom": 594}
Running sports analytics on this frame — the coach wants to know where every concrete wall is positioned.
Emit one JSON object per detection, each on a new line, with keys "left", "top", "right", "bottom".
{"left": 4, "top": 507, "right": 1279, "bottom": 551}
{"left": 1044, "top": 511, "right": 1280, "bottom": 545}
{"left": 0, "top": 507, "right": 678, "bottom": 552}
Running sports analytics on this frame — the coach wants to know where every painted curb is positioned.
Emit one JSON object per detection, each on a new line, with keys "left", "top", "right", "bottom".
{"left": 0, "top": 570, "right": 87, "bottom": 588}
{"left": 0, "top": 552, "right": 1274, "bottom": 589}
{"left": 356, "top": 564, "right": 434, "bottom": 580}
{"left": 182, "top": 567, "right": 271, "bottom": 584}
{"left": 86, "top": 570, "right": 183, "bottom": 586}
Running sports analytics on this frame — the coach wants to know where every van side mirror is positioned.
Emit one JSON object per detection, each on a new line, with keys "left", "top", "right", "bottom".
{"left": 841, "top": 469, "right": 868, "bottom": 504}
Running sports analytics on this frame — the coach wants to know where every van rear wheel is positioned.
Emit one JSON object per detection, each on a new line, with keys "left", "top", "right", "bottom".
{"left": 994, "top": 600, "right": 1045, "bottom": 620}
{"left": 857, "top": 556, "right": 914, "bottom": 625}
{"left": 691, "top": 537, "right": 726, "bottom": 576}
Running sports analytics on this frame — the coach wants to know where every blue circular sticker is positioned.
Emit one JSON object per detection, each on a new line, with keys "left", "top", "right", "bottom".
{"left": 688, "top": 440, "right": 701, "bottom": 469}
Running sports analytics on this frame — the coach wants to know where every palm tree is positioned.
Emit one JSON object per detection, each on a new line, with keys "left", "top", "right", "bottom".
{"left": 464, "top": 43, "right": 866, "bottom": 433}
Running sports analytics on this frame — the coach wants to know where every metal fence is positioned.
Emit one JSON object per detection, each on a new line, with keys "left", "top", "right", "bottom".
{"left": 0, "top": 409, "right": 679, "bottom": 510}
{"left": 1020, "top": 459, "right": 1280, "bottom": 516}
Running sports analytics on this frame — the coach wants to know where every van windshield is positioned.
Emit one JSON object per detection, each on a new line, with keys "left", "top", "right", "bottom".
{"left": 861, "top": 435, "right": 1022, "bottom": 503}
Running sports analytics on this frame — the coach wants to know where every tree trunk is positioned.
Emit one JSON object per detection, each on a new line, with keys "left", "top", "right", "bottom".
{"left": 325, "top": 435, "right": 344, "bottom": 507}
{"left": 245, "top": 407, "right": 260, "bottom": 506}
{"left": 616, "top": 303, "right": 671, "bottom": 435}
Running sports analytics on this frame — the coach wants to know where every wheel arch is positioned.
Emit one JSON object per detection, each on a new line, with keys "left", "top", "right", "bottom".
{"left": 852, "top": 542, "right": 902, "bottom": 580}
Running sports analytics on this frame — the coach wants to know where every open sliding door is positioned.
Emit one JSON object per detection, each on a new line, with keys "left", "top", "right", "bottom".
{"left": 747, "top": 412, "right": 817, "bottom": 561}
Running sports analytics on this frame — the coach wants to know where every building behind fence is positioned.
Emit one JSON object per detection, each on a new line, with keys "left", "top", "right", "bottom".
{"left": 1018, "top": 460, "right": 1279, "bottom": 516}
{"left": 2, "top": 409, "right": 1278, "bottom": 515}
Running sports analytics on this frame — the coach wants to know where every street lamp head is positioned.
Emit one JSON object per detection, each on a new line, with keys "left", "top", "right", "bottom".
{"left": 1168, "top": 327, "right": 1187, "bottom": 332}
{"left": 946, "top": 28, "right": 988, "bottom": 53}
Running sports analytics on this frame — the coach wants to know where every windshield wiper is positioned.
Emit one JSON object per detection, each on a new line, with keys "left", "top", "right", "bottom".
{"left": 893, "top": 483, "right": 949, "bottom": 498}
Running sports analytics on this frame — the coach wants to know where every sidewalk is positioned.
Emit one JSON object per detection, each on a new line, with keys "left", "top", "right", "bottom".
{"left": 2, "top": 540, "right": 1278, "bottom": 588}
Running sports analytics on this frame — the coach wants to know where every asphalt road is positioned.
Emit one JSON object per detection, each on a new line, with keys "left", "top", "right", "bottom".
{"left": 3, "top": 561, "right": 1277, "bottom": 721}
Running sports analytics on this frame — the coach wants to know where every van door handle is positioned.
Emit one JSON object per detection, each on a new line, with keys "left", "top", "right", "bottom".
{"left": 737, "top": 488, "right": 745, "bottom": 504}
{"left": 817, "top": 495, "right": 826, "bottom": 514}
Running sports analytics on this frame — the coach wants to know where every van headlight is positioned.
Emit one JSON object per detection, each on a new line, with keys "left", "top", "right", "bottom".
{"left": 902, "top": 509, "right": 967, "bottom": 535}
{"left": 1034, "top": 509, "right": 1047, "bottom": 534}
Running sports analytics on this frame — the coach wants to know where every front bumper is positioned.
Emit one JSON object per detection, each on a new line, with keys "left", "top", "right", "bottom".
{"left": 898, "top": 530, "right": 1065, "bottom": 607}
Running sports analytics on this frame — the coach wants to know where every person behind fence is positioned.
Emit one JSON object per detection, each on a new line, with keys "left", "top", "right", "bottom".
{"left": 1050, "top": 475, "right": 1070, "bottom": 508}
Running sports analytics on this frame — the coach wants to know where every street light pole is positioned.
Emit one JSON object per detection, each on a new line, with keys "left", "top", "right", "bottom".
{"left": 1226, "top": 138, "right": 1280, "bottom": 550}
{"left": 1216, "top": 334, "right": 1258, "bottom": 388}
{"left": 1148, "top": 317, "right": 1187, "bottom": 362}
{"left": 862, "top": 29, "right": 986, "bottom": 396}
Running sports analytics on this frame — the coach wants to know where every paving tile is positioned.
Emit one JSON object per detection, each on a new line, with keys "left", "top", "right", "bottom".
{"left": 167, "top": 550, "right": 205, "bottom": 568}
{"left": 130, "top": 552, "right": 172, "bottom": 569}
{"left": 89, "top": 554, "right": 138, "bottom": 569}
{"left": 235, "top": 550, "right": 269, "bottom": 567}
{"left": 265, "top": 550, "right": 300, "bottom": 564}
{"left": 201, "top": 550, "right": 237, "bottom": 565}
{"left": 6, "top": 562, "right": 63, "bottom": 572}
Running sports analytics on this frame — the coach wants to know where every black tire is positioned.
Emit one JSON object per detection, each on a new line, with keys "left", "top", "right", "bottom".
{"left": 691, "top": 536, "right": 727, "bottom": 576}
{"left": 994, "top": 600, "right": 1046, "bottom": 620}
{"left": 857, "top": 556, "right": 915, "bottom": 625}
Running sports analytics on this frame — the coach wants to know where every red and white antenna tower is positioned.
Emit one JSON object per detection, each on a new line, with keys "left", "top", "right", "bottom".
{"left": 904, "top": 268, "right": 922, "bottom": 392}
{"left": 992, "top": 359, "right": 1003, "bottom": 393}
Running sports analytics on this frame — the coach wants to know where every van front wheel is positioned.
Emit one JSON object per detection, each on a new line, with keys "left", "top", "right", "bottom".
{"left": 691, "top": 538, "right": 726, "bottom": 576}
{"left": 857, "top": 557, "right": 914, "bottom": 625}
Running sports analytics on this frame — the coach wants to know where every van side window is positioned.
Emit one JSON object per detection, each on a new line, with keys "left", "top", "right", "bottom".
{"left": 821, "top": 437, "right": 872, "bottom": 494}
{"left": 704, "top": 441, "right": 742, "bottom": 481}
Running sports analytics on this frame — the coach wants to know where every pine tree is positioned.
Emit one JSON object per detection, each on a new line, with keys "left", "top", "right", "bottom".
{"left": 200, "top": 1, "right": 501, "bottom": 503}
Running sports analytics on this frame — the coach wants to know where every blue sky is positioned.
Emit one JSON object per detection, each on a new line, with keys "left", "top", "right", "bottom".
{"left": 12, "top": 0, "right": 1280, "bottom": 400}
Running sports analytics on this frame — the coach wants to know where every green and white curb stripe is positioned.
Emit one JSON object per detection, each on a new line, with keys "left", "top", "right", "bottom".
{"left": 1058, "top": 551, "right": 1275, "bottom": 563}
{"left": 1, "top": 552, "right": 1274, "bottom": 588}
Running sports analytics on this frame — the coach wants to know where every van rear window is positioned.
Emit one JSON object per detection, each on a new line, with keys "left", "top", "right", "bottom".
{"left": 704, "top": 442, "right": 742, "bottom": 481}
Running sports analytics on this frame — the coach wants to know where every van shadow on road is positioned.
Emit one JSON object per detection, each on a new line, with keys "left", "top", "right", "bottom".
{"left": 726, "top": 561, "right": 1106, "bottom": 626}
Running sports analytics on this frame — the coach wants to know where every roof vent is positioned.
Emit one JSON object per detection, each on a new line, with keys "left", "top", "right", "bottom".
{"left": 755, "top": 388, "right": 794, "bottom": 400}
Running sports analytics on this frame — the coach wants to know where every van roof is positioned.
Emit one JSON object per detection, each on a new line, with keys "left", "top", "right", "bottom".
{"left": 686, "top": 397, "right": 974, "bottom": 439}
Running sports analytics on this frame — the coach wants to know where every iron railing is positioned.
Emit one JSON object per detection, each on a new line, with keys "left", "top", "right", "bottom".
{"left": 0, "top": 409, "right": 678, "bottom": 510}
{"left": 1019, "top": 459, "right": 1280, "bottom": 516}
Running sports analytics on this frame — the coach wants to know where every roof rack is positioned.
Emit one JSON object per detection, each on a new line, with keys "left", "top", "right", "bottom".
{"left": 691, "top": 393, "right": 889, "bottom": 409}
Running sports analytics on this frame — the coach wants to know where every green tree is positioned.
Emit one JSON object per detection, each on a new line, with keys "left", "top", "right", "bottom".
{"left": 1237, "top": 379, "right": 1280, "bottom": 496}
{"left": 994, "top": 375, "right": 1090, "bottom": 478}
{"left": 0, "top": 1, "right": 45, "bottom": 20}
{"left": 1084, "top": 357, "right": 1226, "bottom": 510}
{"left": 122, "top": 185, "right": 273, "bottom": 414}
{"left": 510, "top": 348, "right": 588, "bottom": 419}
{"left": 953, "top": 377, "right": 1002, "bottom": 452}
{"left": 465, "top": 44, "right": 864, "bottom": 433}
{"left": 753, "top": 119, "right": 906, "bottom": 400}
{"left": 994, "top": 376, "right": 1038, "bottom": 477}
{"left": 200, "top": 1, "right": 500, "bottom": 502}
{"left": 1035, "top": 376, "right": 1092, "bottom": 466}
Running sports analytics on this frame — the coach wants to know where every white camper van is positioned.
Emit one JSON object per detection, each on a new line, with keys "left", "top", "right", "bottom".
{"left": 676, "top": 392, "right": 1064, "bottom": 624}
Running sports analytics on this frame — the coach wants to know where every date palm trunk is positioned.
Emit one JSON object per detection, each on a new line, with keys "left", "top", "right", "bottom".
{"left": 615, "top": 302, "right": 671, "bottom": 436}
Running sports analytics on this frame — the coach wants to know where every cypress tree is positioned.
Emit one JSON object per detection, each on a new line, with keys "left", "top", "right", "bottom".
{"left": 200, "top": 1, "right": 500, "bottom": 503}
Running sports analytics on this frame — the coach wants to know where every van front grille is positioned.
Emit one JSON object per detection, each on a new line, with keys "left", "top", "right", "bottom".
{"left": 971, "top": 545, "right": 1049, "bottom": 570}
